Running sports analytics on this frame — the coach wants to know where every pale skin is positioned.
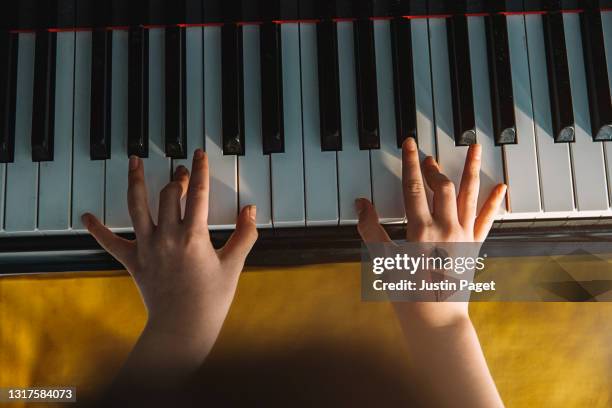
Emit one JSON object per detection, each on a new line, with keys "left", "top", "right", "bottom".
{"left": 356, "top": 137, "right": 506, "bottom": 407}
{"left": 83, "top": 138, "right": 506, "bottom": 406}
{"left": 82, "top": 149, "right": 258, "bottom": 393}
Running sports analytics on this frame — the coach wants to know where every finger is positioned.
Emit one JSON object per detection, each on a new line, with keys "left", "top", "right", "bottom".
{"left": 421, "top": 157, "right": 458, "bottom": 226}
{"left": 219, "top": 205, "right": 258, "bottom": 270}
{"left": 174, "top": 165, "right": 190, "bottom": 198}
{"left": 158, "top": 166, "right": 190, "bottom": 227}
{"left": 82, "top": 213, "right": 134, "bottom": 264}
{"left": 184, "top": 149, "right": 209, "bottom": 229}
{"left": 402, "top": 137, "right": 432, "bottom": 225}
{"left": 128, "top": 156, "right": 154, "bottom": 237}
{"left": 474, "top": 184, "right": 507, "bottom": 242}
{"left": 457, "top": 144, "right": 481, "bottom": 227}
{"left": 356, "top": 198, "right": 392, "bottom": 243}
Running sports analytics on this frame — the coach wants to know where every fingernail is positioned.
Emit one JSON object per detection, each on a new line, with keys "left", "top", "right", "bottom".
{"left": 129, "top": 155, "right": 139, "bottom": 170}
{"left": 248, "top": 205, "right": 257, "bottom": 221}
{"left": 404, "top": 137, "right": 417, "bottom": 151}
{"left": 194, "top": 149, "right": 204, "bottom": 160}
{"left": 175, "top": 165, "right": 187, "bottom": 176}
{"left": 81, "top": 213, "right": 91, "bottom": 228}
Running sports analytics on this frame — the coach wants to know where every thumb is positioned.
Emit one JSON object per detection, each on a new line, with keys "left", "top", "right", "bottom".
{"left": 82, "top": 213, "right": 134, "bottom": 265}
{"left": 219, "top": 205, "right": 258, "bottom": 269}
{"left": 356, "top": 198, "right": 392, "bottom": 243}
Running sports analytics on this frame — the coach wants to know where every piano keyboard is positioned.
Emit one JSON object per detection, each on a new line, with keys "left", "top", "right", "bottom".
{"left": 1, "top": 0, "right": 612, "bottom": 238}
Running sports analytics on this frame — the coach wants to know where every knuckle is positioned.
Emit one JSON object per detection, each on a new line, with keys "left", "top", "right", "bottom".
{"left": 408, "top": 221, "right": 431, "bottom": 241}
{"left": 183, "top": 225, "right": 210, "bottom": 245}
{"left": 189, "top": 181, "right": 207, "bottom": 196}
{"left": 404, "top": 180, "right": 424, "bottom": 196}
{"left": 438, "top": 180, "right": 455, "bottom": 195}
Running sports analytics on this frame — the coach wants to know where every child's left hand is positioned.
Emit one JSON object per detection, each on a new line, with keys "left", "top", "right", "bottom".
{"left": 82, "top": 149, "right": 257, "bottom": 388}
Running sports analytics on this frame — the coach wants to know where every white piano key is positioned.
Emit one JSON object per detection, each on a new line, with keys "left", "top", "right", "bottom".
{"left": 204, "top": 26, "right": 238, "bottom": 229}
{"left": 337, "top": 21, "right": 371, "bottom": 225}
{"left": 599, "top": 11, "right": 612, "bottom": 206}
{"left": 524, "top": 15, "right": 574, "bottom": 213}
{"left": 411, "top": 19, "right": 436, "bottom": 159}
{"left": 563, "top": 12, "right": 609, "bottom": 211}
{"left": 429, "top": 18, "right": 467, "bottom": 191}
{"left": 503, "top": 15, "right": 541, "bottom": 213}
{"left": 72, "top": 31, "right": 105, "bottom": 232}
{"left": 370, "top": 20, "right": 404, "bottom": 224}
{"left": 300, "top": 22, "right": 339, "bottom": 226}
{"left": 173, "top": 28, "right": 203, "bottom": 169}
{"left": 467, "top": 16, "right": 506, "bottom": 214}
{"left": 105, "top": 30, "right": 130, "bottom": 230}
{"left": 146, "top": 28, "right": 172, "bottom": 223}
{"left": 38, "top": 32, "right": 74, "bottom": 233}
{"left": 237, "top": 25, "right": 272, "bottom": 228}
{"left": 6, "top": 33, "right": 38, "bottom": 235}
{"left": 173, "top": 27, "right": 204, "bottom": 218}
{"left": 269, "top": 23, "right": 305, "bottom": 228}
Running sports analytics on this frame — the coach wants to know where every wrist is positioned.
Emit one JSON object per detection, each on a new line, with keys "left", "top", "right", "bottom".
{"left": 393, "top": 302, "right": 471, "bottom": 331}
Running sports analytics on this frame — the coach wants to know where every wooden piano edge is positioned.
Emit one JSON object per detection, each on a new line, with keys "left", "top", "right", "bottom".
{"left": 1, "top": 219, "right": 612, "bottom": 275}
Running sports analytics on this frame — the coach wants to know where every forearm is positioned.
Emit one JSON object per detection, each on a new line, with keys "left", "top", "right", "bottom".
{"left": 111, "top": 300, "right": 230, "bottom": 392}
{"left": 395, "top": 307, "right": 503, "bottom": 408}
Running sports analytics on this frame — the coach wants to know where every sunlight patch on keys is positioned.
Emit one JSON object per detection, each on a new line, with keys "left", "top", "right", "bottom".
{"left": 502, "top": 15, "right": 541, "bottom": 214}
{"left": 524, "top": 15, "right": 574, "bottom": 213}
{"left": 429, "top": 18, "right": 467, "bottom": 193}
{"left": 563, "top": 12, "right": 609, "bottom": 213}
{"left": 467, "top": 16, "right": 506, "bottom": 216}
{"left": 411, "top": 19, "right": 436, "bottom": 159}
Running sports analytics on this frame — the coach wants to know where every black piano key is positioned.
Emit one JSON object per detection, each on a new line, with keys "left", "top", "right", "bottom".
{"left": 354, "top": 18, "right": 380, "bottom": 150}
{"left": 53, "top": 0, "right": 77, "bottom": 30}
{"left": 164, "top": 26, "right": 187, "bottom": 159}
{"left": 111, "top": 0, "right": 131, "bottom": 27}
{"left": 89, "top": 29, "right": 113, "bottom": 160}
{"left": 447, "top": 14, "right": 477, "bottom": 146}
{"left": 0, "top": 32, "right": 18, "bottom": 163}
{"left": 31, "top": 30, "right": 57, "bottom": 162}
{"left": 17, "top": 0, "right": 37, "bottom": 32}
{"left": 581, "top": 7, "right": 612, "bottom": 141}
{"left": 485, "top": 13, "right": 517, "bottom": 145}
{"left": 260, "top": 22, "right": 284, "bottom": 154}
{"left": 390, "top": 17, "right": 417, "bottom": 148}
{"left": 317, "top": 20, "right": 342, "bottom": 151}
{"left": 221, "top": 23, "right": 245, "bottom": 156}
{"left": 128, "top": 27, "right": 149, "bottom": 158}
{"left": 203, "top": 0, "right": 224, "bottom": 24}
{"left": 542, "top": 11, "right": 574, "bottom": 143}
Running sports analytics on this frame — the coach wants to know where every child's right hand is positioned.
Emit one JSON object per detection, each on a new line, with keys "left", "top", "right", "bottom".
{"left": 355, "top": 137, "right": 506, "bottom": 327}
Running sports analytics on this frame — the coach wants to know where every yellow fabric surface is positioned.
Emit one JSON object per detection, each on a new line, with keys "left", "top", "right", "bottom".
{"left": 1, "top": 262, "right": 611, "bottom": 407}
